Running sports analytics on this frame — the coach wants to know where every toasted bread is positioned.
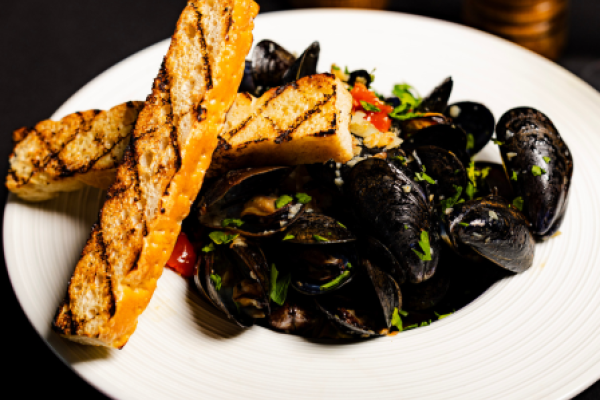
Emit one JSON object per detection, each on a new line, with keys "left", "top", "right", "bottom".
{"left": 6, "top": 102, "right": 143, "bottom": 201}
{"left": 208, "top": 73, "right": 353, "bottom": 177}
{"left": 52, "top": 0, "right": 258, "bottom": 348}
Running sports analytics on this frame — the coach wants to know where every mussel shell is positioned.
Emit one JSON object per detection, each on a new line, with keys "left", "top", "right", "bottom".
{"left": 262, "top": 291, "right": 328, "bottom": 336}
{"left": 284, "top": 213, "right": 356, "bottom": 244}
{"left": 445, "top": 101, "right": 495, "bottom": 156}
{"left": 344, "top": 157, "right": 441, "bottom": 283}
{"left": 360, "top": 236, "right": 406, "bottom": 285}
{"left": 397, "top": 113, "right": 450, "bottom": 140}
{"left": 401, "top": 260, "right": 451, "bottom": 311}
{"left": 315, "top": 261, "right": 401, "bottom": 337}
{"left": 198, "top": 240, "right": 271, "bottom": 328}
{"left": 347, "top": 69, "right": 372, "bottom": 88}
{"left": 445, "top": 196, "right": 535, "bottom": 273}
{"left": 252, "top": 40, "right": 296, "bottom": 96}
{"left": 239, "top": 60, "right": 256, "bottom": 94}
{"left": 417, "top": 77, "right": 453, "bottom": 114}
{"left": 496, "top": 107, "right": 573, "bottom": 238}
{"left": 289, "top": 243, "right": 358, "bottom": 295}
{"left": 475, "top": 161, "right": 514, "bottom": 201}
{"left": 402, "top": 124, "right": 469, "bottom": 165}
{"left": 414, "top": 146, "right": 467, "bottom": 205}
{"left": 281, "top": 41, "right": 320, "bottom": 84}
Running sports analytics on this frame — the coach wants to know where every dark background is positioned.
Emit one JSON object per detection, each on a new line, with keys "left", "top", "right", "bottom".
{"left": 2, "top": 1, "right": 599, "bottom": 399}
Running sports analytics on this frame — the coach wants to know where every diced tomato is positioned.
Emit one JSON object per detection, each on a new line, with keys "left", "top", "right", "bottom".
{"left": 350, "top": 83, "right": 393, "bottom": 132}
{"left": 166, "top": 232, "right": 197, "bottom": 278}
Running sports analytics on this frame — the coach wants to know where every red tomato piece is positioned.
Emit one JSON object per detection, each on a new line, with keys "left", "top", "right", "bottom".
{"left": 350, "top": 82, "right": 393, "bottom": 132}
{"left": 166, "top": 232, "right": 197, "bottom": 278}
{"left": 366, "top": 110, "right": 393, "bottom": 132}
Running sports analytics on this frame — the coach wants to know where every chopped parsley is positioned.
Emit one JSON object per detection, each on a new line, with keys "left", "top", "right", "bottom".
{"left": 202, "top": 242, "right": 216, "bottom": 253}
{"left": 210, "top": 273, "right": 222, "bottom": 291}
{"left": 492, "top": 139, "right": 504, "bottom": 145}
{"left": 360, "top": 100, "right": 381, "bottom": 113}
{"left": 221, "top": 218, "right": 244, "bottom": 228}
{"left": 209, "top": 231, "right": 239, "bottom": 245}
{"left": 392, "top": 155, "right": 408, "bottom": 165}
{"left": 415, "top": 166, "right": 436, "bottom": 185}
{"left": 282, "top": 234, "right": 295, "bottom": 241}
{"left": 412, "top": 230, "right": 432, "bottom": 261}
{"left": 531, "top": 165, "right": 546, "bottom": 176}
{"left": 511, "top": 171, "right": 518, "bottom": 181}
{"left": 320, "top": 270, "right": 350, "bottom": 290}
{"left": 512, "top": 196, "right": 524, "bottom": 211}
{"left": 466, "top": 133, "right": 475, "bottom": 150}
{"left": 439, "top": 185, "right": 463, "bottom": 211}
{"left": 275, "top": 195, "right": 293, "bottom": 209}
{"left": 269, "top": 264, "right": 291, "bottom": 306}
{"left": 337, "top": 221, "right": 347, "bottom": 229}
{"left": 346, "top": 262, "right": 353, "bottom": 269}
{"left": 391, "top": 308, "right": 403, "bottom": 331}
{"left": 434, "top": 311, "right": 454, "bottom": 319}
{"left": 331, "top": 65, "right": 340, "bottom": 71}
{"left": 398, "top": 309, "right": 408, "bottom": 317}
{"left": 404, "top": 224, "right": 409, "bottom": 230}
{"left": 388, "top": 83, "right": 423, "bottom": 120}
{"left": 459, "top": 222, "right": 470, "bottom": 227}
{"left": 313, "top": 234, "right": 328, "bottom": 242}
{"left": 543, "top": 156, "right": 551, "bottom": 163}
{"left": 295, "top": 192, "right": 312, "bottom": 204}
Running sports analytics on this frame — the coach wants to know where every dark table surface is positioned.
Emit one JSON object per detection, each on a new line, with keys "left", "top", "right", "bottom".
{"left": 2, "top": 1, "right": 599, "bottom": 399}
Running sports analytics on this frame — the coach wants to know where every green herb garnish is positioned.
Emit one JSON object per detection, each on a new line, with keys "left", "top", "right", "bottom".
{"left": 465, "top": 182, "right": 475, "bottom": 200}
{"left": 511, "top": 171, "right": 518, "bottom": 181}
{"left": 210, "top": 274, "right": 222, "bottom": 291}
{"left": 202, "top": 242, "right": 216, "bottom": 253}
{"left": 346, "top": 262, "right": 353, "bottom": 269}
{"left": 392, "top": 155, "right": 407, "bottom": 165}
{"left": 399, "top": 309, "right": 408, "bottom": 317}
{"left": 459, "top": 222, "right": 470, "bottom": 227}
{"left": 360, "top": 100, "right": 381, "bottom": 113}
{"left": 434, "top": 311, "right": 454, "bottom": 319}
{"left": 543, "top": 156, "right": 551, "bottom": 163}
{"left": 282, "top": 234, "right": 295, "bottom": 241}
{"left": 222, "top": 218, "right": 244, "bottom": 228}
{"left": 275, "top": 195, "right": 293, "bottom": 209}
{"left": 415, "top": 166, "right": 436, "bottom": 185}
{"left": 466, "top": 133, "right": 475, "bottom": 150}
{"left": 313, "top": 234, "right": 328, "bottom": 242}
{"left": 209, "top": 231, "right": 239, "bottom": 245}
{"left": 492, "top": 139, "right": 504, "bottom": 145}
{"left": 391, "top": 307, "right": 403, "bottom": 332}
{"left": 531, "top": 165, "right": 546, "bottom": 176}
{"left": 512, "top": 196, "right": 524, "bottom": 211}
{"left": 412, "top": 230, "right": 432, "bottom": 261}
{"left": 440, "top": 185, "right": 463, "bottom": 211}
{"left": 320, "top": 271, "right": 350, "bottom": 290}
{"left": 295, "top": 193, "right": 312, "bottom": 204}
{"left": 331, "top": 65, "right": 340, "bottom": 71}
{"left": 337, "top": 221, "right": 347, "bottom": 229}
{"left": 269, "top": 264, "right": 291, "bottom": 306}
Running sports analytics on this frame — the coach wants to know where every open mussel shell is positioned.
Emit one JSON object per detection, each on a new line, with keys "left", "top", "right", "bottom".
{"left": 397, "top": 113, "right": 450, "bottom": 140}
{"left": 315, "top": 260, "right": 401, "bottom": 338}
{"left": 402, "top": 124, "right": 469, "bottom": 165}
{"left": 239, "top": 60, "right": 256, "bottom": 94}
{"left": 414, "top": 146, "right": 467, "bottom": 206}
{"left": 198, "top": 166, "right": 305, "bottom": 236}
{"left": 197, "top": 239, "right": 271, "bottom": 328}
{"left": 444, "top": 101, "right": 495, "bottom": 156}
{"left": 261, "top": 290, "right": 328, "bottom": 336}
{"left": 284, "top": 213, "right": 356, "bottom": 244}
{"left": 496, "top": 107, "right": 573, "bottom": 239}
{"left": 360, "top": 236, "right": 406, "bottom": 285}
{"left": 444, "top": 196, "right": 535, "bottom": 273}
{"left": 401, "top": 260, "right": 451, "bottom": 312}
{"left": 344, "top": 157, "right": 441, "bottom": 284}
{"left": 474, "top": 161, "right": 514, "bottom": 201}
{"left": 347, "top": 69, "right": 372, "bottom": 88}
{"left": 252, "top": 40, "right": 296, "bottom": 96}
{"left": 281, "top": 41, "right": 320, "bottom": 85}
{"left": 416, "top": 77, "right": 453, "bottom": 114}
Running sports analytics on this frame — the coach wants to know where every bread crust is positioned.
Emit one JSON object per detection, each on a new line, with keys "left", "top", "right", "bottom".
{"left": 52, "top": 0, "right": 258, "bottom": 348}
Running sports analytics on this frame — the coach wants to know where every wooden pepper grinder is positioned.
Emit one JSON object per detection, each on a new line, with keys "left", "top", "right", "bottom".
{"left": 464, "top": 0, "right": 569, "bottom": 60}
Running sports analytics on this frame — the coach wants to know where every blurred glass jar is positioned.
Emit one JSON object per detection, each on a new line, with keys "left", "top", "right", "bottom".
{"left": 290, "top": 0, "right": 389, "bottom": 9}
{"left": 464, "top": 0, "right": 568, "bottom": 60}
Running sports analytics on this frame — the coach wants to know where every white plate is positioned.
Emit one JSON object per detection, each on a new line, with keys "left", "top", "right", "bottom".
{"left": 5, "top": 9, "right": 600, "bottom": 400}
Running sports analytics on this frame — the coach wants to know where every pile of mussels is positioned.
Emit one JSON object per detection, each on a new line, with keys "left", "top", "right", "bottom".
{"left": 184, "top": 39, "right": 573, "bottom": 338}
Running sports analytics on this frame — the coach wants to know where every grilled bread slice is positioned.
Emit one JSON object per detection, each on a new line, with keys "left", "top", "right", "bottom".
{"left": 208, "top": 73, "right": 353, "bottom": 177}
{"left": 6, "top": 102, "right": 143, "bottom": 201}
{"left": 52, "top": 0, "right": 258, "bottom": 348}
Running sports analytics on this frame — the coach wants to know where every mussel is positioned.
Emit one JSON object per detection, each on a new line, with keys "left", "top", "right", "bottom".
{"left": 496, "top": 107, "right": 573, "bottom": 239}
{"left": 196, "top": 237, "right": 271, "bottom": 327}
{"left": 252, "top": 40, "right": 296, "bottom": 95}
{"left": 397, "top": 113, "right": 450, "bottom": 140}
{"left": 442, "top": 195, "right": 535, "bottom": 273}
{"left": 414, "top": 146, "right": 467, "bottom": 206}
{"left": 445, "top": 101, "right": 495, "bottom": 156}
{"left": 347, "top": 69, "right": 372, "bottom": 88}
{"left": 262, "top": 291, "right": 328, "bottom": 336}
{"left": 474, "top": 161, "right": 514, "bottom": 201}
{"left": 416, "top": 77, "right": 453, "bottom": 114}
{"left": 197, "top": 166, "right": 306, "bottom": 236}
{"left": 315, "top": 260, "right": 401, "bottom": 337}
{"left": 401, "top": 124, "right": 470, "bottom": 165}
{"left": 345, "top": 157, "right": 441, "bottom": 283}
{"left": 281, "top": 41, "right": 320, "bottom": 85}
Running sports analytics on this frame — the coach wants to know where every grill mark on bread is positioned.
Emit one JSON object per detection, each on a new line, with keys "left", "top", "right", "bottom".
{"left": 274, "top": 91, "right": 335, "bottom": 144}
{"left": 193, "top": 7, "right": 213, "bottom": 91}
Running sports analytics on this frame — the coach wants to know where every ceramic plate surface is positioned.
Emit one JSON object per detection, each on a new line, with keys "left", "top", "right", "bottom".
{"left": 5, "top": 9, "right": 600, "bottom": 400}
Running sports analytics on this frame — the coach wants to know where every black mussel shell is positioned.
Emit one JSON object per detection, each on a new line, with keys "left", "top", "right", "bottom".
{"left": 414, "top": 146, "right": 467, "bottom": 206}
{"left": 385, "top": 96, "right": 401, "bottom": 109}
{"left": 344, "top": 158, "right": 441, "bottom": 283}
{"left": 445, "top": 101, "right": 495, "bottom": 156}
{"left": 239, "top": 60, "right": 256, "bottom": 94}
{"left": 496, "top": 107, "right": 573, "bottom": 239}
{"left": 402, "top": 124, "right": 469, "bottom": 165}
{"left": 198, "top": 166, "right": 305, "bottom": 236}
{"left": 401, "top": 260, "right": 451, "bottom": 311}
{"left": 281, "top": 41, "right": 320, "bottom": 85}
{"left": 397, "top": 113, "right": 450, "bottom": 140}
{"left": 347, "top": 69, "right": 372, "bottom": 88}
{"left": 315, "top": 261, "right": 401, "bottom": 337}
{"left": 252, "top": 40, "right": 296, "bottom": 96}
{"left": 444, "top": 196, "right": 535, "bottom": 273}
{"left": 262, "top": 291, "right": 328, "bottom": 336}
{"left": 417, "top": 77, "right": 453, "bottom": 114}
{"left": 474, "top": 162, "right": 514, "bottom": 201}
{"left": 360, "top": 237, "right": 406, "bottom": 285}
{"left": 284, "top": 213, "right": 356, "bottom": 244}
{"left": 288, "top": 243, "right": 358, "bottom": 295}
{"left": 197, "top": 239, "right": 271, "bottom": 327}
